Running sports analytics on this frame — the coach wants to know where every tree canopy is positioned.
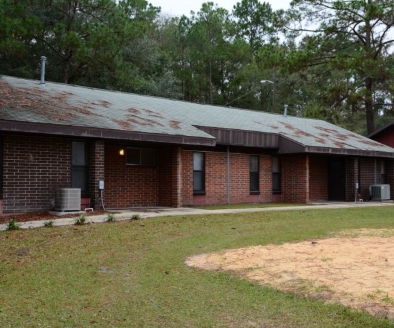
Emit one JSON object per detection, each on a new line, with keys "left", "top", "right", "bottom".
{"left": 1, "top": 0, "right": 394, "bottom": 135}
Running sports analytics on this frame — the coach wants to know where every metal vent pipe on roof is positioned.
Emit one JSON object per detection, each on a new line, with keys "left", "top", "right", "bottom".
{"left": 283, "top": 104, "right": 288, "bottom": 117}
{"left": 40, "top": 56, "right": 47, "bottom": 85}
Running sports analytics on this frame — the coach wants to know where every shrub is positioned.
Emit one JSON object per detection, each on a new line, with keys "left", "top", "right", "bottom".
{"left": 43, "top": 220, "right": 54, "bottom": 228}
{"left": 6, "top": 219, "right": 20, "bottom": 231}
{"left": 74, "top": 214, "right": 87, "bottom": 225}
{"left": 131, "top": 214, "right": 140, "bottom": 221}
{"left": 106, "top": 213, "right": 116, "bottom": 222}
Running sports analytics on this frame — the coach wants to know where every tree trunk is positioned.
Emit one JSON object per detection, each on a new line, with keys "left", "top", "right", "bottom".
{"left": 365, "top": 76, "right": 374, "bottom": 134}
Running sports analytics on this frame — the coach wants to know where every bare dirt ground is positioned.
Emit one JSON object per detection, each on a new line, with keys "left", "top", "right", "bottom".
{"left": 0, "top": 210, "right": 107, "bottom": 224}
{"left": 186, "top": 229, "right": 394, "bottom": 319}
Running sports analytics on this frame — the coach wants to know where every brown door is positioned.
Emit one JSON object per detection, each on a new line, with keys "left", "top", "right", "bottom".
{"left": 328, "top": 158, "right": 346, "bottom": 200}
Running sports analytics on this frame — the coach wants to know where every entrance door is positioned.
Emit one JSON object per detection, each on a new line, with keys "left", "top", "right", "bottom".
{"left": 328, "top": 158, "right": 346, "bottom": 200}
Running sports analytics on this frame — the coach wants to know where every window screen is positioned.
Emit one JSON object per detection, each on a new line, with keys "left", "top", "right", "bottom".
{"left": 193, "top": 152, "right": 205, "bottom": 193}
{"left": 250, "top": 155, "right": 259, "bottom": 192}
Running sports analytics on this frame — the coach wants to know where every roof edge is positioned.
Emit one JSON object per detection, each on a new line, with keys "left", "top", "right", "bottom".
{"left": 368, "top": 122, "right": 394, "bottom": 139}
{"left": 0, "top": 121, "right": 216, "bottom": 146}
{"left": 304, "top": 146, "right": 394, "bottom": 158}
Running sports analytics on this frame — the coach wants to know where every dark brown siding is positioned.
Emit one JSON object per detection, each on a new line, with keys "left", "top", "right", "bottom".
{"left": 197, "top": 126, "right": 279, "bottom": 148}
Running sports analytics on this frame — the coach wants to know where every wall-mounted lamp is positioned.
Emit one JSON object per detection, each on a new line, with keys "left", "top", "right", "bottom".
{"left": 119, "top": 149, "right": 125, "bottom": 156}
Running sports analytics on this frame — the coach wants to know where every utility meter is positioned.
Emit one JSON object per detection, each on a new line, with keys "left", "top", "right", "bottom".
{"left": 99, "top": 180, "right": 104, "bottom": 190}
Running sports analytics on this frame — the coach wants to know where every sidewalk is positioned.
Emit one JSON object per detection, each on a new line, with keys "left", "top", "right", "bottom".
{"left": 1, "top": 201, "right": 393, "bottom": 231}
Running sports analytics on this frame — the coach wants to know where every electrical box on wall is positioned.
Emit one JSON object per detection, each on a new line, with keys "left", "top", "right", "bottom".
{"left": 98, "top": 181, "right": 104, "bottom": 190}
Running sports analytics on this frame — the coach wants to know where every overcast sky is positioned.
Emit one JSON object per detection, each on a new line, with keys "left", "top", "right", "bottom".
{"left": 152, "top": 0, "right": 292, "bottom": 17}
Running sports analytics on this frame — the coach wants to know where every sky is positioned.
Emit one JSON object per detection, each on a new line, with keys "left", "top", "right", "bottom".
{"left": 152, "top": 0, "right": 292, "bottom": 17}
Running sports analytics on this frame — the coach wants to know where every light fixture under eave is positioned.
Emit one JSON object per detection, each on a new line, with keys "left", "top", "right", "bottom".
{"left": 119, "top": 149, "right": 125, "bottom": 156}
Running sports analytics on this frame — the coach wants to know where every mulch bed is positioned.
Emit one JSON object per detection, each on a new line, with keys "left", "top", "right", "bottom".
{"left": 0, "top": 210, "right": 107, "bottom": 224}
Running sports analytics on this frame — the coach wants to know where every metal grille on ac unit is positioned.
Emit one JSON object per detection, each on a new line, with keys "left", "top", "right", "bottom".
{"left": 370, "top": 184, "right": 390, "bottom": 201}
{"left": 55, "top": 188, "right": 81, "bottom": 211}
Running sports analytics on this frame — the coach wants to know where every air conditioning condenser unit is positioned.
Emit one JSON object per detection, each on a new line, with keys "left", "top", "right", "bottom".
{"left": 370, "top": 184, "right": 390, "bottom": 201}
{"left": 55, "top": 188, "right": 81, "bottom": 211}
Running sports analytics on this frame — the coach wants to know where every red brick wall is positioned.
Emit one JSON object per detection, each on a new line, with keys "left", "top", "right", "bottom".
{"left": 358, "top": 157, "right": 389, "bottom": 200}
{"left": 103, "top": 145, "right": 182, "bottom": 208}
{"left": 281, "top": 154, "right": 308, "bottom": 203}
{"left": 181, "top": 150, "right": 272, "bottom": 206}
{"left": 205, "top": 151, "right": 227, "bottom": 205}
{"left": 6, "top": 134, "right": 390, "bottom": 212}
{"left": 89, "top": 140, "right": 105, "bottom": 209}
{"left": 158, "top": 147, "right": 181, "bottom": 207}
{"left": 182, "top": 151, "right": 194, "bottom": 205}
{"left": 3, "top": 135, "right": 70, "bottom": 213}
{"left": 386, "top": 160, "right": 394, "bottom": 198}
{"left": 104, "top": 144, "right": 158, "bottom": 208}
{"left": 309, "top": 157, "right": 328, "bottom": 201}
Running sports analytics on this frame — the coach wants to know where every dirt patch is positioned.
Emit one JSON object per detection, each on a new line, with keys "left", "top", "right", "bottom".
{"left": 0, "top": 210, "right": 107, "bottom": 224}
{"left": 186, "top": 229, "right": 394, "bottom": 319}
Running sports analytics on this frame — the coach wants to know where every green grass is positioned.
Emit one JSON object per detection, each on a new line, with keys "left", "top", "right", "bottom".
{"left": 1, "top": 207, "right": 394, "bottom": 327}
{"left": 200, "top": 202, "right": 308, "bottom": 210}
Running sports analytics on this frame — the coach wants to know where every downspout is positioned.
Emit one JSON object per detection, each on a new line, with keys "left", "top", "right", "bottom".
{"left": 374, "top": 158, "right": 377, "bottom": 184}
{"left": 100, "top": 189, "right": 105, "bottom": 211}
{"left": 176, "top": 147, "right": 182, "bottom": 207}
{"left": 305, "top": 154, "right": 309, "bottom": 202}
{"left": 355, "top": 158, "right": 359, "bottom": 202}
{"left": 226, "top": 146, "right": 230, "bottom": 204}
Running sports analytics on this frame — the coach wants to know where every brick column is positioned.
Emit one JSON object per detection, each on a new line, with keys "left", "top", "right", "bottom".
{"left": 172, "top": 147, "right": 182, "bottom": 207}
{"left": 281, "top": 154, "right": 309, "bottom": 203}
{"left": 306, "top": 154, "right": 310, "bottom": 202}
{"left": 158, "top": 146, "right": 182, "bottom": 207}
{"left": 345, "top": 157, "right": 358, "bottom": 201}
{"left": 89, "top": 140, "right": 105, "bottom": 210}
{"left": 386, "top": 159, "right": 394, "bottom": 200}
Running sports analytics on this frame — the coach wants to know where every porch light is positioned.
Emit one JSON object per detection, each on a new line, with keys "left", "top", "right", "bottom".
{"left": 119, "top": 149, "right": 125, "bottom": 156}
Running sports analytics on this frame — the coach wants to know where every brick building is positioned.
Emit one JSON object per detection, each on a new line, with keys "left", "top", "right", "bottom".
{"left": 0, "top": 75, "right": 393, "bottom": 213}
{"left": 369, "top": 122, "right": 394, "bottom": 149}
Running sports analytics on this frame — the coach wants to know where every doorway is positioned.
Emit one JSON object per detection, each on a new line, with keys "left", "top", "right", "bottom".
{"left": 328, "top": 158, "right": 346, "bottom": 200}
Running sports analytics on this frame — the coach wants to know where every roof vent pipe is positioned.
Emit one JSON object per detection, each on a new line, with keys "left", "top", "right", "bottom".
{"left": 283, "top": 104, "right": 288, "bottom": 117}
{"left": 40, "top": 56, "right": 47, "bottom": 85}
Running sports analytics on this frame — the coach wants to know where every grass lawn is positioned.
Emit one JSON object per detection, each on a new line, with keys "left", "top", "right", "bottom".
{"left": 200, "top": 203, "right": 308, "bottom": 210}
{"left": 1, "top": 207, "right": 394, "bottom": 327}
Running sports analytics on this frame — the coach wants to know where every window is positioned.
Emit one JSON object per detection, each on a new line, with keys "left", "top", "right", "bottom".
{"left": 71, "top": 141, "right": 89, "bottom": 196}
{"left": 250, "top": 155, "right": 259, "bottom": 193}
{"left": 127, "top": 147, "right": 155, "bottom": 166}
{"left": 381, "top": 161, "right": 387, "bottom": 184}
{"left": 272, "top": 156, "right": 281, "bottom": 193}
{"left": 193, "top": 152, "right": 205, "bottom": 193}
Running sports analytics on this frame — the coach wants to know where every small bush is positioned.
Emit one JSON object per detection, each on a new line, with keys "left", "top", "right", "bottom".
{"left": 106, "top": 213, "right": 116, "bottom": 222}
{"left": 43, "top": 220, "right": 54, "bottom": 228}
{"left": 131, "top": 214, "right": 140, "bottom": 221}
{"left": 74, "top": 214, "right": 87, "bottom": 226}
{"left": 7, "top": 219, "right": 20, "bottom": 231}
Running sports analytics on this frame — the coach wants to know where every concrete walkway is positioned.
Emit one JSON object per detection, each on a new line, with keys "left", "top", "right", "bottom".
{"left": 1, "top": 201, "right": 393, "bottom": 231}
